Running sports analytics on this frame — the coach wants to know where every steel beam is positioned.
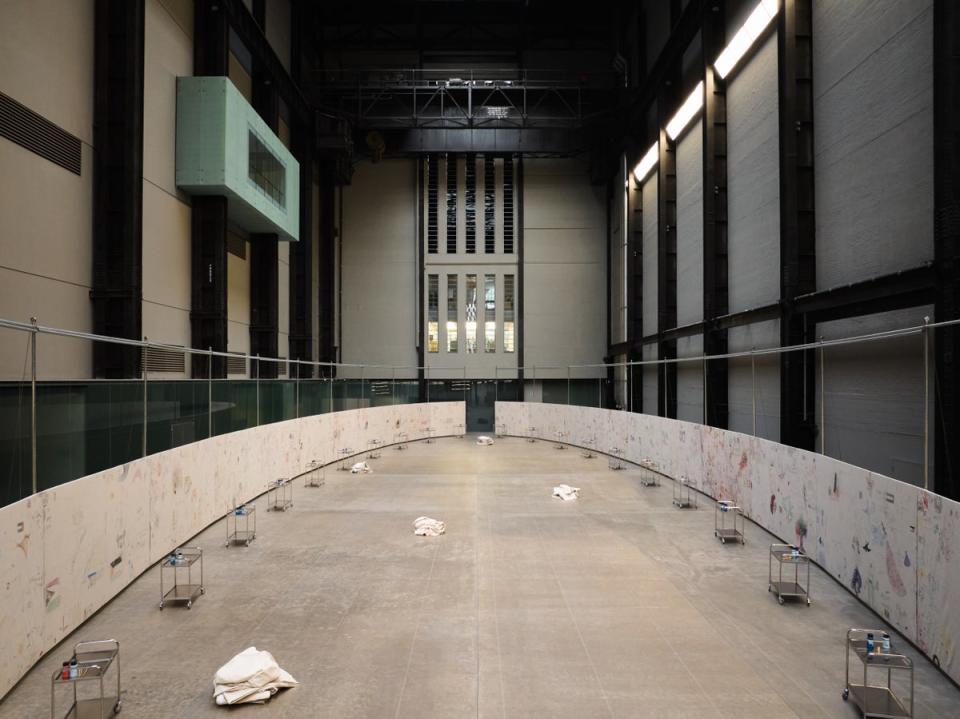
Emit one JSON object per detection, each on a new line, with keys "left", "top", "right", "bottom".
{"left": 318, "top": 164, "right": 337, "bottom": 373}
{"left": 91, "top": 0, "right": 144, "bottom": 378}
{"left": 627, "top": 173, "right": 644, "bottom": 413}
{"left": 657, "top": 122, "right": 678, "bottom": 418}
{"left": 777, "top": 0, "right": 816, "bottom": 450}
{"left": 190, "top": 196, "right": 229, "bottom": 378}
{"left": 934, "top": 0, "right": 960, "bottom": 500}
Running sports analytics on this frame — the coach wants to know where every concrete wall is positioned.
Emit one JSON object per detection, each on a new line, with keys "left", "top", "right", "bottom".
{"left": 340, "top": 159, "right": 419, "bottom": 378}
{"left": 0, "top": 0, "right": 94, "bottom": 379}
{"left": 497, "top": 402, "right": 960, "bottom": 688}
{"left": 523, "top": 158, "right": 606, "bottom": 378}
{"left": 0, "top": 402, "right": 465, "bottom": 700}
{"left": 814, "top": 0, "right": 933, "bottom": 288}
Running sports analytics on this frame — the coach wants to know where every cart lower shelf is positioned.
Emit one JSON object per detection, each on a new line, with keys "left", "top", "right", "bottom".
{"left": 843, "top": 683, "right": 911, "bottom": 718}
{"left": 715, "top": 528, "right": 744, "bottom": 544}
{"left": 63, "top": 697, "right": 121, "bottom": 718}
{"left": 769, "top": 581, "right": 811, "bottom": 605}
{"left": 226, "top": 530, "right": 255, "bottom": 546}
{"left": 160, "top": 584, "right": 204, "bottom": 609}
{"left": 269, "top": 499, "right": 293, "bottom": 511}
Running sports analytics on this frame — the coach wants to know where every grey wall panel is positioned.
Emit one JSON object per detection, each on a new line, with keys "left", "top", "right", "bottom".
{"left": 676, "top": 120, "right": 704, "bottom": 325}
{"left": 814, "top": 0, "right": 933, "bottom": 288}
{"left": 523, "top": 158, "right": 606, "bottom": 378}
{"left": 642, "top": 343, "right": 658, "bottom": 415}
{"left": 816, "top": 306, "right": 932, "bottom": 487}
{"left": 340, "top": 159, "right": 418, "bottom": 377}
{"left": 641, "top": 175, "right": 658, "bottom": 337}
{"left": 676, "top": 335, "right": 703, "bottom": 423}
{"left": 728, "top": 320, "right": 780, "bottom": 441}
{"left": 727, "top": 35, "right": 780, "bottom": 312}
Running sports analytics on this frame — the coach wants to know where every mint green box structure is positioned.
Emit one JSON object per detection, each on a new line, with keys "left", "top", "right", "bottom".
{"left": 176, "top": 76, "right": 299, "bottom": 241}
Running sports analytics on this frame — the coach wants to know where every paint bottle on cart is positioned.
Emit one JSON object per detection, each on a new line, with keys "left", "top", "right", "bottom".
{"left": 69, "top": 659, "right": 78, "bottom": 679}
{"left": 866, "top": 633, "right": 875, "bottom": 654}
{"left": 882, "top": 633, "right": 891, "bottom": 653}
{"left": 61, "top": 662, "right": 70, "bottom": 680}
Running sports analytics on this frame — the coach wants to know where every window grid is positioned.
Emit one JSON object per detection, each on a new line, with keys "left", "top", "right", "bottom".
{"left": 465, "top": 154, "right": 476, "bottom": 253}
{"left": 484, "top": 156, "right": 495, "bottom": 253}
{"left": 446, "top": 154, "right": 457, "bottom": 253}
{"left": 446, "top": 274, "right": 458, "bottom": 352}
{"left": 427, "top": 155, "right": 438, "bottom": 254}
{"left": 465, "top": 274, "right": 478, "bottom": 353}
{"left": 503, "top": 274, "right": 515, "bottom": 353}
{"left": 503, "top": 156, "right": 514, "bottom": 254}
{"left": 484, "top": 274, "right": 496, "bottom": 352}
{"left": 427, "top": 274, "right": 439, "bottom": 353}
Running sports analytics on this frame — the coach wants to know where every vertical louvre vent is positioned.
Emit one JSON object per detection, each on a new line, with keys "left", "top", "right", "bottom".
{"left": 144, "top": 346, "right": 186, "bottom": 373}
{"left": 446, "top": 154, "right": 457, "bottom": 253}
{"left": 427, "top": 155, "right": 438, "bottom": 254}
{"left": 503, "top": 155, "right": 515, "bottom": 254}
{"left": 0, "top": 92, "right": 81, "bottom": 175}
{"left": 465, "top": 154, "right": 476, "bottom": 254}
{"left": 277, "top": 359, "right": 287, "bottom": 377}
{"left": 484, "top": 156, "right": 495, "bottom": 253}
{"left": 227, "top": 353, "right": 247, "bottom": 375}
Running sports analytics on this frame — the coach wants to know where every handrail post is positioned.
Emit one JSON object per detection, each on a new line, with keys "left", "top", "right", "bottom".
{"left": 295, "top": 362, "right": 300, "bottom": 419}
{"left": 923, "top": 316, "right": 930, "bottom": 491}
{"left": 819, "top": 337, "right": 825, "bottom": 455}
{"left": 207, "top": 347, "right": 213, "bottom": 438}
{"left": 30, "top": 317, "right": 38, "bottom": 495}
{"left": 142, "top": 336, "right": 148, "bottom": 458}
{"left": 255, "top": 354, "right": 260, "bottom": 426}
{"left": 751, "top": 347, "right": 757, "bottom": 436}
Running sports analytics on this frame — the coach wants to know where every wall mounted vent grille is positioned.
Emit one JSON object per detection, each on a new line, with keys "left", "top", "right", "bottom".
{"left": 465, "top": 154, "right": 476, "bottom": 254}
{"left": 277, "top": 359, "right": 287, "bottom": 377}
{"left": 144, "top": 346, "right": 186, "bottom": 373}
{"left": 0, "top": 91, "right": 81, "bottom": 175}
{"left": 484, "top": 156, "right": 495, "bottom": 253}
{"left": 427, "top": 154, "right": 438, "bottom": 253}
{"left": 503, "top": 156, "right": 514, "bottom": 254}
{"left": 446, "top": 154, "right": 457, "bottom": 253}
{"left": 227, "top": 353, "right": 247, "bottom": 375}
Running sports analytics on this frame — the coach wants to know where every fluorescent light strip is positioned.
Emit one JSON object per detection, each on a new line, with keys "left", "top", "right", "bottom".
{"left": 666, "top": 81, "right": 704, "bottom": 141}
{"left": 714, "top": 0, "right": 779, "bottom": 79}
{"left": 633, "top": 142, "right": 659, "bottom": 183}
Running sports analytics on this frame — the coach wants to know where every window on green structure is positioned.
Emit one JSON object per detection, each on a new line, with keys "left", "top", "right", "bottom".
{"left": 248, "top": 130, "right": 285, "bottom": 208}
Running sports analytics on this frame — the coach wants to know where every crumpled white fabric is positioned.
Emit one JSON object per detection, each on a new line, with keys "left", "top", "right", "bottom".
{"left": 351, "top": 461, "right": 373, "bottom": 474}
{"left": 413, "top": 516, "right": 446, "bottom": 536}
{"left": 213, "top": 647, "right": 298, "bottom": 706}
{"left": 476, "top": 436, "right": 494, "bottom": 446}
{"left": 552, "top": 484, "right": 580, "bottom": 501}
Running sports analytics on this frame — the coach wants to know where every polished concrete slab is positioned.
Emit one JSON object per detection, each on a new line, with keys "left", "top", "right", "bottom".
{"left": 2, "top": 435, "right": 959, "bottom": 718}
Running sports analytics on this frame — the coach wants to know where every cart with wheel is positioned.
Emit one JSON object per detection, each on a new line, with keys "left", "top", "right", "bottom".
{"left": 554, "top": 430, "right": 567, "bottom": 449}
{"left": 672, "top": 475, "right": 697, "bottom": 508}
{"left": 267, "top": 478, "right": 293, "bottom": 511}
{"left": 768, "top": 543, "right": 811, "bottom": 605}
{"left": 337, "top": 447, "right": 353, "bottom": 470}
{"left": 304, "top": 459, "right": 325, "bottom": 488}
{"left": 226, "top": 503, "right": 256, "bottom": 546}
{"left": 580, "top": 436, "right": 596, "bottom": 459}
{"left": 608, "top": 447, "right": 625, "bottom": 470}
{"left": 639, "top": 458, "right": 660, "bottom": 487}
{"left": 495, "top": 423, "right": 505, "bottom": 438}
{"left": 394, "top": 431, "right": 409, "bottom": 450}
{"left": 526, "top": 426, "right": 537, "bottom": 442}
{"left": 425, "top": 426, "right": 436, "bottom": 443}
{"left": 367, "top": 439, "right": 382, "bottom": 458}
{"left": 51, "top": 639, "right": 121, "bottom": 718}
{"left": 159, "top": 546, "right": 204, "bottom": 609}
{"left": 842, "top": 628, "right": 913, "bottom": 718}
{"left": 714, "top": 500, "right": 744, "bottom": 544}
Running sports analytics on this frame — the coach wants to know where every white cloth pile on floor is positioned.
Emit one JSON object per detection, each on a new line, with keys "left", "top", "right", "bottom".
{"left": 350, "top": 461, "right": 373, "bottom": 474}
{"left": 476, "top": 435, "right": 494, "bottom": 446}
{"left": 552, "top": 484, "right": 580, "bottom": 501}
{"left": 213, "top": 647, "right": 298, "bottom": 706}
{"left": 413, "top": 516, "right": 446, "bottom": 536}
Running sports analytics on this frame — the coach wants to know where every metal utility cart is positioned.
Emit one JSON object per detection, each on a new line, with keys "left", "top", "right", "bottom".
{"left": 843, "top": 628, "right": 914, "bottom": 718}
{"left": 580, "top": 437, "right": 596, "bottom": 459}
{"left": 51, "top": 639, "right": 121, "bottom": 718}
{"left": 225, "top": 503, "right": 256, "bottom": 546}
{"left": 526, "top": 426, "right": 537, "bottom": 442}
{"left": 267, "top": 478, "right": 293, "bottom": 512}
{"left": 768, "top": 543, "right": 811, "bottom": 606}
{"left": 639, "top": 458, "right": 660, "bottom": 487}
{"left": 304, "top": 460, "right": 324, "bottom": 488}
{"left": 455, "top": 423, "right": 465, "bottom": 438}
{"left": 714, "top": 500, "right": 745, "bottom": 544}
{"left": 673, "top": 475, "right": 697, "bottom": 509}
{"left": 425, "top": 426, "right": 436, "bottom": 443}
{"left": 554, "top": 430, "right": 567, "bottom": 449}
{"left": 367, "top": 439, "right": 383, "bottom": 458}
{"left": 337, "top": 447, "right": 353, "bottom": 470}
{"left": 495, "top": 423, "right": 505, "bottom": 438}
{"left": 608, "top": 447, "right": 625, "bottom": 470}
{"left": 159, "top": 546, "right": 204, "bottom": 609}
{"left": 394, "top": 431, "right": 408, "bottom": 450}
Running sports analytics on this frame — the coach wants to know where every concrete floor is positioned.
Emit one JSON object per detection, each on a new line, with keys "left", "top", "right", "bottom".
{"left": 3, "top": 435, "right": 960, "bottom": 718}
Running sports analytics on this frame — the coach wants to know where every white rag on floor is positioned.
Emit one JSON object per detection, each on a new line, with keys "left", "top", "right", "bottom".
{"left": 476, "top": 435, "right": 494, "bottom": 445}
{"left": 213, "top": 647, "right": 298, "bottom": 706}
{"left": 552, "top": 484, "right": 580, "bottom": 501}
{"left": 413, "top": 516, "right": 446, "bottom": 536}
{"left": 351, "top": 461, "right": 373, "bottom": 474}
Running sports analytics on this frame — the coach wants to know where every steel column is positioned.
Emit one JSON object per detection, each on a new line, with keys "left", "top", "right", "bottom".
{"left": 656, "top": 121, "right": 678, "bottom": 418}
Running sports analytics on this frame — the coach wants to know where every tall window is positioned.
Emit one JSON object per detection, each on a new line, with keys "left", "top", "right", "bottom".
{"left": 484, "top": 156, "right": 495, "bottom": 253}
{"left": 427, "top": 275, "right": 439, "bottom": 352}
{"left": 446, "top": 155, "right": 457, "bottom": 253}
{"left": 446, "top": 275, "right": 458, "bottom": 352}
{"left": 484, "top": 274, "right": 496, "bottom": 352}
{"left": 465, "top": 274, "right": 478, "bottom": 353}
{"left": 465, "top": 154, "right": 476, "bottom": 253}
{"left": 503, "top": 156, "right": 514, "bottom": 254}
{"left": 503, "top": 274, "right": 515, "bottom": 353}
{"left": 248, "top": 130, "right": 285, "bottom": 208}
{"left": 426, "top": 155, "right": 438, "bottom": 254}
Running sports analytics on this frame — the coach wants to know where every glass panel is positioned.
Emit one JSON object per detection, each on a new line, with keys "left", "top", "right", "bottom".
{"left": 147, "top": 380, "right": 210, "bottom": 455}
{"left": 212, "top": 380, "right": 257, "bottom": 436}
{"left": 248, "top": 130, "right": 285, "bottom": 208}
{"left": 503, "top": 274, "right": 515, "bottom": 353}
{"left": 446, "top": 274, "right": 458, "bottom": 352}
{"left": 465, "top": 274, "right": 477, "bottom": 353}
{"left": 484, "top": 274, "right": 496, "bottom": 352}
{"left": 0, "top": 382, "right": 31, "bottom": 507}
{"left": 427, "top": 274, "right": 439, "bottom": 353}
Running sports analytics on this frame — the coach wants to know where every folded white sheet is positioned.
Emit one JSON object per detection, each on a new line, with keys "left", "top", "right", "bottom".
{"left": 413, "top": 516, "right": 446, "bottom": 536}
{"left": 213, "top": 647, "right": 298, "bottom": 706}
{"left": 351, "top": 461, "right": 373, "bottom": 474}
{"left": 552, "top": 484, "right": 580, "bottom": 501}
{"left": 476, "top": 436, "right": 494, "bottom": 445}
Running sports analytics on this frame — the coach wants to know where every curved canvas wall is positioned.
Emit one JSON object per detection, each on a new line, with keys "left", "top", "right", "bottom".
{"left": 496, "top": 401, "right": 960, "bottom": 686}
{"left": 0, "top": 402, "right": 464, "bottom": 699}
